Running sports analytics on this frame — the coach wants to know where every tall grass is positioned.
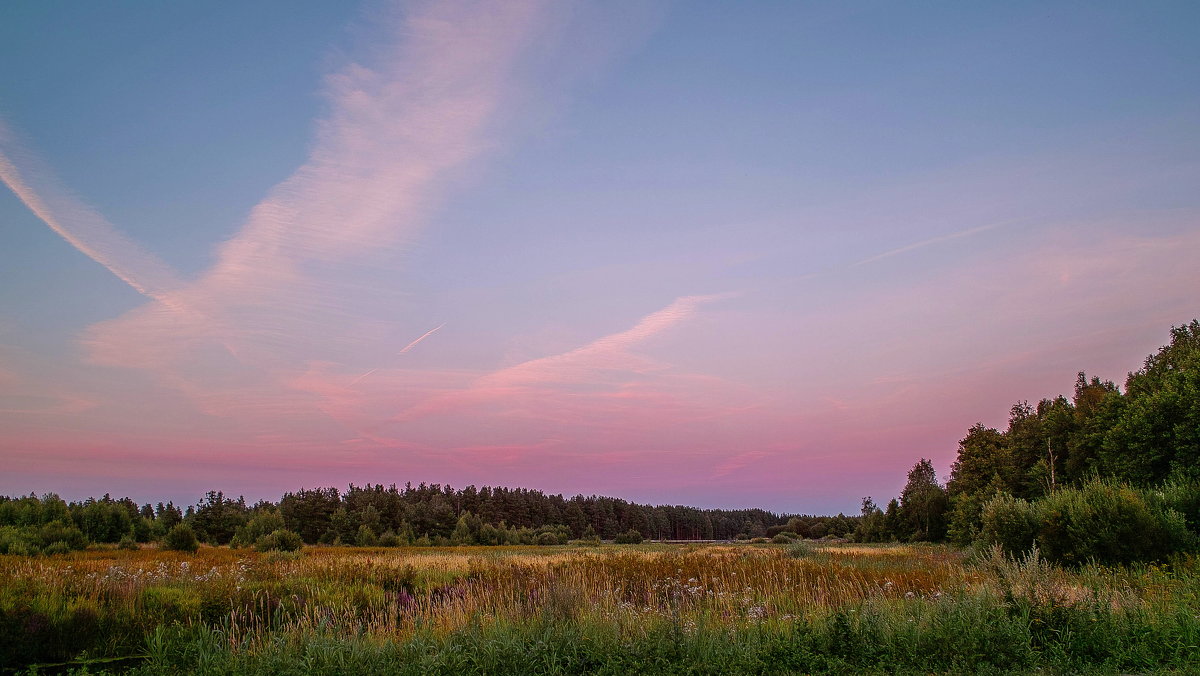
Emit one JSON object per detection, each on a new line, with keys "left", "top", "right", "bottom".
{"left": 2, "top": 542, "right": 1198, "bottom": 673}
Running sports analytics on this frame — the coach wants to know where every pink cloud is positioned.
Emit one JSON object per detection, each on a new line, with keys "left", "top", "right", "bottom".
{"left": 385, "top": 293, "right": 740, "bottom": 425}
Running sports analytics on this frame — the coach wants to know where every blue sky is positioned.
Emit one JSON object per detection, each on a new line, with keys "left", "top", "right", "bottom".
{"left": 2, "top": 1, "right": 1198, "bottom": 512}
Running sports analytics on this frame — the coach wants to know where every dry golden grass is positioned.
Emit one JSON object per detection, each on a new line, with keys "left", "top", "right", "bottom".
{"left": 0, "top": 539, "right": 1179, "bottom": 649}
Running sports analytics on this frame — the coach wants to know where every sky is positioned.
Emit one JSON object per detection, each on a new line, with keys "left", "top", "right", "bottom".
{"left": 1, "top": 0, "right": 1198, "bottom": 514}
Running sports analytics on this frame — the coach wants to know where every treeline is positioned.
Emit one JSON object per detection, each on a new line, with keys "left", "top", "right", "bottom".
{"left": 859, "top": 320, "right": 1200, "bottom": 564}
{"left": 0, "top": 482, "right": 858, "bottom": 554}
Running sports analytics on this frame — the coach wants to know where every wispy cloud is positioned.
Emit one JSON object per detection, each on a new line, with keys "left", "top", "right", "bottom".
{"left": 0, "top": 121, "right": 184, "bottom": 302}
{"left": 51, "top": 0, "right": 564, "bottom": 418}
{"left": 853, "top": 221, "right": 1006, "bottom": 266}
{"left": 479, "top": 293, "right": 735, "bottom": 388}
{"left": 399, "top": 323, "right": 445, "bottom": 355}
{"left": 384, "top": 293, "right": 736, "bottom": 426}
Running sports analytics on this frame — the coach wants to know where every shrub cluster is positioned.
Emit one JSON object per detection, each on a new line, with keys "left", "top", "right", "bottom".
{"left": 980, "top": 481, "right": 1199, "bottom": 565}
{"left": 0, "top": 521, "right": 88, "bottom": 555}
{"left": 254, "top": 529, "right": 304, "bottom": 552}
{"left": 161, "top": 524, "right": 199, "bottom": 553}
{"left": 614, "top": 529, "right": 644, "bottom": 544}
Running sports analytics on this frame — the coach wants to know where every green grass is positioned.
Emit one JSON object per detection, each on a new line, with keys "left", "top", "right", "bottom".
{"left": 3, "top": 543, "right": 1198, "bottom": 674}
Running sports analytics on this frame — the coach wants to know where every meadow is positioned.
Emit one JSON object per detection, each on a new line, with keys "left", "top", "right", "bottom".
{"left": 2, "top": 542, "right": 1198, "bottom": 675}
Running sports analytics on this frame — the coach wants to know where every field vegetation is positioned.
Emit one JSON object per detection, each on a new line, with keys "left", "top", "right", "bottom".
{"left": 2, "top": 541, "right": 1198, "bottom": 674}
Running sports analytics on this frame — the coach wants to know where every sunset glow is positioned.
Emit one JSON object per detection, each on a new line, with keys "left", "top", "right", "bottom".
{"left": 2, "top": 0, "right": 1198, "bottom": 513}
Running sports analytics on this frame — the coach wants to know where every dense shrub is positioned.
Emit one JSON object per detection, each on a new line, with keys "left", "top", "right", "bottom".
{"left": 1155, "top": 478, "right": 1200, "bottom": 533}
{"left": 1036, "top": 482, "right": 1175, "bottom": 566}
{"left": 161, "top": 524, "right": 199, "bottom": 553}
{"left": 356, "top": 524, "right": 379, "bottom": 547}
{"left": 614, "top": 529, "right": 644, "bottom": 544}
{"left": 979, "top": 495, "right": 1039, "bottom": 556}
{"left": 770, "top": 533, "right": 793, "bottom": 544}
{"left": 254, "top": 529, "right": 304, "bottom": 552}
{"left": 0, "top": 520, "right": 88, "bottom": 555}
{"left": 786, "top": 540, "right": 816, "bottom": 558}
{"left": 117, "top": 535, "right": 139, "bottom": 551}
{"left": 42, "top": 541, "right": 72, "bottom": 556}
{"left": 981, "top": 482, "right": 1199, "bottom": 566}
{"left": 230, "top": 510, "right": 286, "bottom": 548}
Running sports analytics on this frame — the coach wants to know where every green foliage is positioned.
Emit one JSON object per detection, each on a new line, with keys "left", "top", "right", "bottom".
{"left": 897, "top": 459, "right": 948, "bottom": 541}
{"left": 73, "top": 499, "right": 132, "bottom": 543}
{"left": 1035, "top": 482, "right": 1186, "bottom": 566}
{"left": 131, "top": 515, "right": 154, "bottom": 542}
{"left": 901, "top": 318, "right": 1200, "bottom": 550}
{"left": 355, "top": 524, "right": 379, "bottom": 547}
{"left": 187, "top": 491, "right": 248, "bottom": 545}
{"left": 254, "top": 528, "right": 303, "bottom": 552}
{"left": 117, "top": 535, "right": 139, "bottom": 551}
{"left": 161, "top": 524, "right": 199, "bottom": 553}
{"left": 980, "top": 481, "right": 1200, "bottom": 566}
{"left": 578, "top": 525, "right": 600, "bottom": 545}
{"left": 979, "top": 494, "right": 1039, "bottom": 556}
{"left": 279, "top": 488, "right": 340, "bottom": 544}
{"left": 854, "top": 497, "right": 889, "bottom": 543}
{"left": 614, "top": 529, "right": 644, "bottom": 544}
{"left": 450, "top": 513, "right": 474, "bottom": 546}
{"left": 1156, "top": 477, "right": 1200, "bottom": 533}
{"left": 230, "top": 509, "right": 285, "bottom": 548}
{"left": 945, "top": 491, "right": 984, "bottom": 546}
{"left": 1105, "top": 320, "right": 1200, "bottom": 484}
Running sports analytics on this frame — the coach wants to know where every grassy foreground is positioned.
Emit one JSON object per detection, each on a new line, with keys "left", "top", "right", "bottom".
{"left": 2, "top": 542, "right": 1198, "bottom": 674}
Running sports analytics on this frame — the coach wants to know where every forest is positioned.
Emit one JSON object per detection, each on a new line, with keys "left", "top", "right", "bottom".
{"left": 859, "top": 319, "right": 1200, "bottom": 564}
{"left": 0, "top": 482, "right": 857, "bottom": 556}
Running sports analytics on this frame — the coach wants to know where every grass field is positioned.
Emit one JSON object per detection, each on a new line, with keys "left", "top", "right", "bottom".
{"left": 2, "top": 542, "right": 1198, "bottom": 674}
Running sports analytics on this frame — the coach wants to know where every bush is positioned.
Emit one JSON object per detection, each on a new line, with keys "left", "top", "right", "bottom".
{"left": 750, "top": 537, "right": 770, "bottom": 544}
{"left": 162, "top": 524, "right": 199, "bottom": 553}
{"left": 1156, "top": 479, "right": 1200, "bottom": 534}
{"left": 0, "top": 526, "right": 36, "bottom": 555}
{"left": 355, "top": 524, "right": 378, "bottom": 547}
{"left": 536, "top": 531, "right": 562, "bottom": 546}
{"left": 117, "top": 535, "right": 139, "bottom": 550}
{"left": 770, "top": 533, "right": 792, "bottom": 544}
{"left": 38, "top": 520, "right": 88, "bottom": 551}
{"left": 231, "top": 510, "right": 286, "bottom": 548}
{"left": 786, "top": 540, "right": 816, "bottom": 558}
{"left": 1035, "top": 482, "right": 1178, "bottom": 566}
{"left": 614, "top": 529, "right": 644, "bottom": 544}
{"left": 378, "top": 530, "right": 401, "bottom": 547}
{"left": 42, "top": 541, "right": 72, "bottom": 556}
{"left": 254, "top": 529, "right": 303, "bottom": 553}
{"left": 979, "top": 494, "right": 1039, "bottom": 557}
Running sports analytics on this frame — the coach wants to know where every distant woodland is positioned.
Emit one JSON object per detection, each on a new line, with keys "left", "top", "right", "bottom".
{"left": 0, "top": 482, "right": 857, "bottom": 556}
{"left": 3, "top": 320, "right": 1197, "bottom": 564}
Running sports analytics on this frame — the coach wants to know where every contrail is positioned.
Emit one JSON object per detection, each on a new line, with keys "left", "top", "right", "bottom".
{"left": 0, "top": 122, "right": 182, "bottom": 301}
{"left": 349, "top": 368, "right": 379, "bottom": 386}
{"left": 348, "top": 322, "right": 444, "bottom": 388}
{"left": 399, "top": 323, "right": 445, "bottom": 354}
{"left": 853, "top": 221, "right": 1007, "bottom": 267}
